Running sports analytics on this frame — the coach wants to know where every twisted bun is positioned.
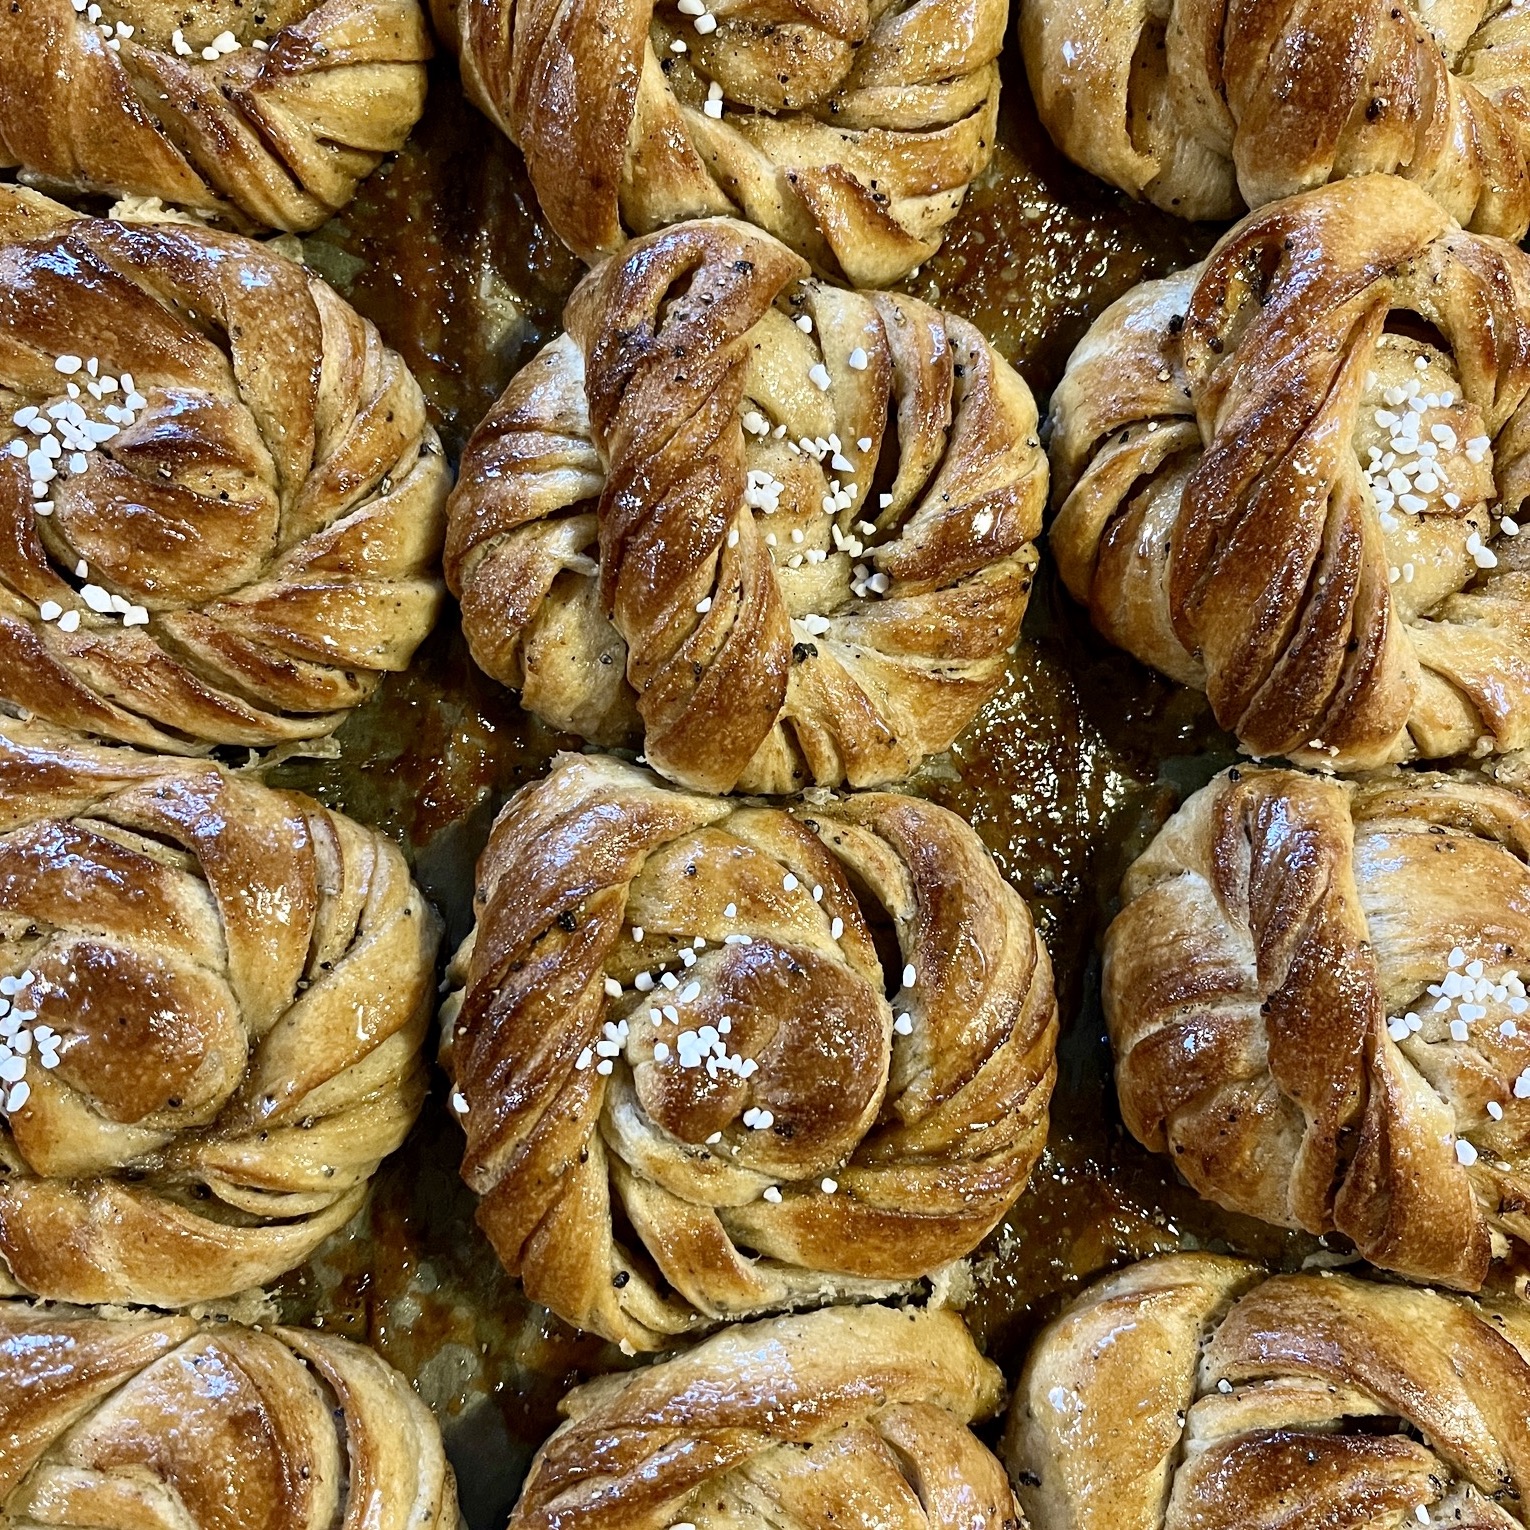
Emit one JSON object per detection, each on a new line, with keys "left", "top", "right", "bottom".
{"left": 1106, "top": 763, "right": 1530, "bottom": 1290}
{"left": 0, "top": 0, "right": 430, "bottom": 230}
{"left": 432, "top": 0, "right": 1002, "bottom": 286}
{"left": 512, "top": 1304, "right": 1019, "bottom": 1530}
{"left": 1053, "top": 175, "right": 1530, "bottom": 771}
{"left": 0, "top": 720, "right": 439, "bottom": 1308}
{"left": 0, "top": 1303, "right": 458, "bottom": 1530}
{"left": 442, "top": 752, "right": 1057, "bottom": 1350}
{"left": 1022, "top": 0, "right": 1530, "bottom": 233}
{"left": 445, "top": 217, "right": 1044, "bottom": 796}
{"left": 1007, "top": 1253, "right": 1530, "bottom": 1530}
{"left": 0, "top": 186, "right": 447, "bottom": 753}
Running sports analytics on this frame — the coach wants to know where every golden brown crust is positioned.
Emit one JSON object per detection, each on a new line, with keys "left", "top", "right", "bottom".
{"left": 440, "top": 751, "right": 1057, "bottom": 1350}
{"left": 444, "top": 217, "right": 1045, "bottom": 796}
{"left": 1021, "top": 0, "right": 1530, "bottom": 235}
{"left": 0, "top": 186, "right": 447, "bottom": 751}
{"left": 0, "top": 1303, "right": 459, "bottom": 1530}
{"left": 437, "top": 0, "right": 1002, "bottom": 286}
{"left": 0, "top": 719, "right": 440, "bottom": 1307}
{"left": 1051, "top": 175, "right": 1530, "bottom": 771}
{"left": 1006, "top": 1253, "right": 1530, "bottom": 1530}
{"left": 0, "top": 0, "right": 430, "bottom": 231}
{"left": 510, "top": 1303, "right": 1021, "bottom": 1530}
{"left": 1104, "top": 762, "right": 1530, "bottom": 1290}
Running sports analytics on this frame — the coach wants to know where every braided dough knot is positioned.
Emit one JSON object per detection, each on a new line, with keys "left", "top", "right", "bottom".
{"left": 0, "top": 1304, "right": 458, "bottom": 1530}
{"left": 0, "top": 0, "right": 430, "bottom": 230}
{"left": 0, "top": 188, "right": 447, "bottom": 751}
{"left": 1106, "top": 764, "right": 1530, "bottom": 1290}
{"left": 511, "top": 1305, "right": 1021, "bottom": 1530}
{"left": 1022, "top": 0, "right": 1530, "bottom": 234}
{"left": 445, "top": 217, "right": 1044, "bottom": 795}
{"left": 437, "top": 0, "right": 1004, "bottom": 285}
{"left": 1053, "top": 175, "right": 1530, "bottom": 770}
{"left": 1009, "top": 1254, "right": 1530, "bottom": 1530}
{"left": 443, "top": 752, "right": 1057, "bottom": 1350}
{"left": 0, "top": 721, "right": 441, "bottom": 1307}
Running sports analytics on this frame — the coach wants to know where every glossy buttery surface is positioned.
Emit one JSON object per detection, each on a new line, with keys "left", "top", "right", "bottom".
{"left": 260, "top": 47, "right": 1305, "bottom": 1530}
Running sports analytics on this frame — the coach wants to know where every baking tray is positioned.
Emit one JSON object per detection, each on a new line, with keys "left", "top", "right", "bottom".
{"left": 257, "top": 43, "right": 1318, "bottom": 1529}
